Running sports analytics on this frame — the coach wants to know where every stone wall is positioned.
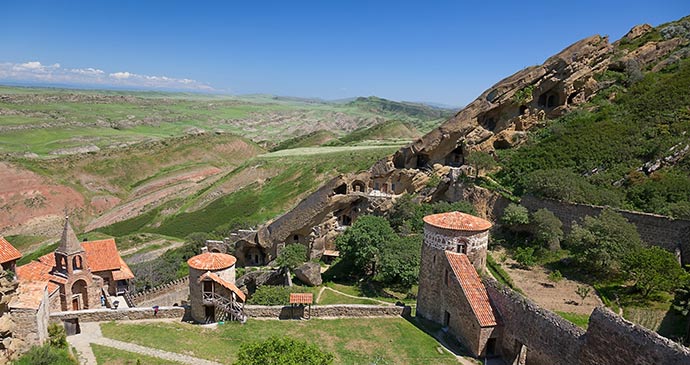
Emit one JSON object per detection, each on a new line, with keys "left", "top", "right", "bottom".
{"left": 484, "top": 279, "right": 584, "bottom": 365}
{"left": 243, "top": 304, "right": 408, "bottom": 319}
{"left": 580, "top": 307, "right": 690, "bottom": 365}
{"left": 49, "top": 306, "right": 185, "bottom": 323}
{"left": 521, "top": 195, "right": 690, "bottom": 264}
{"left": 131, "top": 277, "right": 189, "bottom": 307}
{"left": 484, "top": 279, "right": 690, "bottom": 365}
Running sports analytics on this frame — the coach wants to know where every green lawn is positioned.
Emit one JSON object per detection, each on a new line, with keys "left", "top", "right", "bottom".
{"left": 91, "top": 344, "right": 182, "bottom": 365}
{"left": 317, "top": 289, "right": 379, "bottom": 305}
{"left": 555, "top": 311, "right": 590, "bottom": 329}
{"left": 100, "top": 318, "right": 457, "bottom": 365}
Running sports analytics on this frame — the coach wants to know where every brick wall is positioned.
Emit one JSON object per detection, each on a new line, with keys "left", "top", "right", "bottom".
{"left": 49, "top": 306, "right": 185, "bottom": 323}
{"left": 243, "top": 304, "right": 408, "bottom": 319}
{"left": 521, "top": 196, "right": 690, "bottom": 264}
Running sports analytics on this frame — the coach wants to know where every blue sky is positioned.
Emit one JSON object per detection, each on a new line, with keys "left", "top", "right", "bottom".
{"left": 1, "top": 1, "right": 689, "bottom": 106}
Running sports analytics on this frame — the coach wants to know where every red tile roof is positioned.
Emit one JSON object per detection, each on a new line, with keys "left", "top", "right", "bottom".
{"left": 187, "top": 252, "right": 237, "bottom": 271}
{"left": 16, "top": 254, "right": 65, "bottom": 295}
{"left": 289, "top": 293, "right": 313, "bottom": 304}
{"left": 199, "top": 271, "right": 246, "bottom": 302}
{"left": 423, "top": 211, "right": 492, "bottom": 232}
{"left": 111, "top": 255, "right": 135, "bottom": 281}
{"left": 82, "top": 239, "right": 121, "bottom": 272}
{"left": 0, "top": 237, "right": 22, "bottom": 264}
{"left": 445, "top": 251, "right": 498, "bottom": 327}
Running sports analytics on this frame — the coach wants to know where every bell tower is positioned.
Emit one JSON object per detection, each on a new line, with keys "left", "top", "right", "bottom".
{"left": 53, "top": 216, "right": 99, "bottom": 311}
{"left": 54, "top": 216, "right": 87, "bottom": 275}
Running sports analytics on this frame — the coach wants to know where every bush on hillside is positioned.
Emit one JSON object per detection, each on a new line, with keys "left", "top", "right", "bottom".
{"left": 235, "top": 336, "right": 333, "bottom": 365}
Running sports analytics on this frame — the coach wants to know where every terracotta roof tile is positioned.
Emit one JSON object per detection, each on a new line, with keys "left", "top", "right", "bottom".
{"left": 423, "top": 211, "right": 492, "bottom": 231}
{"left": 187, "top": 252, "right": 237, "bottom": 271}
{"left": 199, "top": 271, "right": 246, "bottom": 302}
{"left": 16, "top": 256, "right": 65, "bottom": 295}
{"left": 82, "top": 239, "right": 121, "bottom": 272}
{"left": 111, "top": 256, "right": 134, "bottom": 281}
{"left": 445, "top": 251, "right": 498, "bottom": 327}
{"left": 289, "top": 293, "right": 313, "bottom": 304}
{"left": 0, "top": 237, "right": 21, "bottom": 264}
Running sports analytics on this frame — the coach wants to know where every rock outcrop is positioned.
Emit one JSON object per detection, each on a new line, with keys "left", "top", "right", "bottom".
{"left": 294, "top": 262, "right": 322, "bottom": 287}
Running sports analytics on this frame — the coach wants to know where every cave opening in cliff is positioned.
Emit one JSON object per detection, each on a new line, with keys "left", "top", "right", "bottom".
{"left": 334, "top": 183, "right": 347, "bottom": 195}
{"left": 446, "top": 145, "right": 465, "bottom": 167}
{"left": 417, "top": 153, "right": 430, "bottom": 169}
{"left": 519, "top": 105, "right": 528, "bottom": 115}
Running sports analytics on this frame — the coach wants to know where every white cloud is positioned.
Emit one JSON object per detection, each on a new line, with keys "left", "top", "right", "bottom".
{"left": 0, "top": 60, "right": 215, "bottom": 92}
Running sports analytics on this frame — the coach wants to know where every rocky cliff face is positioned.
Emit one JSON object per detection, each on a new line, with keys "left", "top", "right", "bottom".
{"left": 231, "top": 17, "right": 690, "bottom": 265}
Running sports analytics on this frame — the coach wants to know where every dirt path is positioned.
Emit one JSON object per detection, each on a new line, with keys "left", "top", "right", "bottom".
{"left": 124, "top": 240, "right": 185, "bottom": 265}
{"left": 490, "top": 249, "right": 602, "bottom": 315}
{"left": 68, "top": 321, "right": 222, "bottom": 365}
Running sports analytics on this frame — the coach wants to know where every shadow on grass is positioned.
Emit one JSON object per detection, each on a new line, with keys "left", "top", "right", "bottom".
{"left": 657, "top": 309, "right": 688, "bottom": 342}
{"left": 402, "top": 314, "right": 474, "bottom": 359}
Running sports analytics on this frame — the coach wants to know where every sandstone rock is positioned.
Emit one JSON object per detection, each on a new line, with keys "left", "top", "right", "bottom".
{"left": 294, "top": 262, "right": 322, "bottom": 286}
{"left": 624, "top": 24, "right": 653, "bottom": 41}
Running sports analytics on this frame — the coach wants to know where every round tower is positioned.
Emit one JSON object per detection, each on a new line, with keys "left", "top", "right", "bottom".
{"left": 416, "top": 211, "right": 492, "bottom": 323}
{"left": 187, "top": 249, "right": 238, "bottom": 323}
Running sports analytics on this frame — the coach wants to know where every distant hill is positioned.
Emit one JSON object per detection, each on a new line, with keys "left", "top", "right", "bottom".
{"left": 271, "top": 130, "right": 339, "bottom": 151}
{"left": 330, "top": 120, "right": 421, "bottom": 146}
{"left": 346, "top": 96, "right": 455, "bottom": 131}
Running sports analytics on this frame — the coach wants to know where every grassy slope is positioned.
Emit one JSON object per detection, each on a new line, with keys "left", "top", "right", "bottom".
{"left": 100, "top": 318, "right": 457, "bottom": 365}
{"left": 271, "top": 130, "right": 338, "bottom": 151}
{"left": 90, "top": 344, "right": 182, "bottom": 365}
{"left": 496, "top": 58, "right": 690, "bottom": 217}
{"left": 330, "top": 119, "right": 421, "bottom": 146}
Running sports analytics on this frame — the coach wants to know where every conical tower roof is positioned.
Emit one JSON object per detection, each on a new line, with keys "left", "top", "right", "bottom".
{"left": 56, "top": 216, "right": 83, "bottom": 255}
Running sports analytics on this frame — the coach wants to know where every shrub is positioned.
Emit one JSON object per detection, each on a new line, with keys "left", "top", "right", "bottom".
{"left": 236, "top": 336, "right": 333, "bottom": 365}
{"left": 501, "top": 203, "right": 530, "bottom": 228}
{"left": 248, "top": 285, "right": 311, "bottom": 306}
{"left": 48, "top": 323, "right": 67, "bottom": 349}
{"left": 514, "top": 247, "right": 536, "bottom": 268}
{"left": 531, "top": 208, "right": 563, "bottom": 250}
{"left": 548, "top": 270, "right": 564, "bottom": 283}
{"left": 276, "top": 244, "right": 308, "bottom": 271}
{"left": 14, "top": 344, "right": 76, "bottom": 365}
{"left": 623, "top": 246, "right": 687, "bottom": 297}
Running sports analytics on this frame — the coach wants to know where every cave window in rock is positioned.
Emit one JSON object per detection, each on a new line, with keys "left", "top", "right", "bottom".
{"left": 447, "top": 145, "right": 464, "bottom": 167}
{"left": 547, "top": 94, "right": 559, "bottom": 108}
{"left": 417, "top": 154, "right": 430, "bottom": 169}
{"left": 293, "top": 234, "right": 299, "bottom": 242}
{"left": 340, "top": 215, "right": 352, "bottom": 226}
{"left": 567, "top": 92, "right": 577, "bottom": 106}
{"left": 519, "top": 105, "right": 528, "bottom": 115}
{"left": 352, "top": 181, "right": 366, "bottom": 193}
{"left": 334, "top": 183, "right": 347, "bottom": 195}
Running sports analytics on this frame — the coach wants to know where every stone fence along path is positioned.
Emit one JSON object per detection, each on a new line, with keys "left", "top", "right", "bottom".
{"left": 51, "top": 306, "right": 185, "bottom": 323}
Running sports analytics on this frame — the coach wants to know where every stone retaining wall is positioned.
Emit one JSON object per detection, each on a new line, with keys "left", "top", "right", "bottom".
{"left": 244, "top": 304, "right": 408, "bottom": 319}
{"left": 521, "top": 195, "right": 690, "bottom": 264}
{"left": 49, "top": 306, "right": 185, "bottom": 323}
{"left": 130, "top": 277, "right": 189, "bottom": 307}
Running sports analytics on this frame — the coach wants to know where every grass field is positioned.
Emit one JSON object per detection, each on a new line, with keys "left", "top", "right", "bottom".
{"left": 555, "top": 311, "right": 590, "bottom": 329}
{"left": 317, "top": 289, "right": 380, "bottom": 305}
{"left": 100, "top": 318, "right": 457, "bottom": 365}
{"left": 90, "top": 344, "right": 182, "bottom": 365}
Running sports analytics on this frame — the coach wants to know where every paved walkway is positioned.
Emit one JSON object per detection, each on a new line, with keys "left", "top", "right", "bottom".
{"left": 68, "top": 321, "right": 222, "bottom": 365}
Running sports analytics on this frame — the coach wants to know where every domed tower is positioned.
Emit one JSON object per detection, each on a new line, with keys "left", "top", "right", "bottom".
{"left": 188, "top": 248, "right": 246, "bottom": 323}
{"left": 416, "top": 211, "right": 492, "bottom": 324}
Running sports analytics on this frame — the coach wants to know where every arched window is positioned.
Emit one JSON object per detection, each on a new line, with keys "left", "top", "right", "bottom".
{"left": 72, "top": 255, "right": 83, "bottom": 270}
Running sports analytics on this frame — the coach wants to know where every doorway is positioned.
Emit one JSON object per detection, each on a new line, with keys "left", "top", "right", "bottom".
{"left": 443, "top": 311, "right": 450, "bottom": 328}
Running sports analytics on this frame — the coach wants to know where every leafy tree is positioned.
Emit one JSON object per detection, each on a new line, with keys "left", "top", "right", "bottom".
{"left": 466, "top": 151, "right": 496, "bottom": 178}
{"left": 501, "top": 203, "right": 530, "bottom": 229}
{"left": 514, "top": 246, "right": 536, "bottom": 268}
{"left": 565, "top": 209, "right": 643, "bottom": 276}
{"left": 672, "top": 278, "right": 690, "bottom": 316}
{"left": 276, "top": 244, "right": 308, "bottom": 271}
{"left": 623, "top": 246, "right": 687, "bottom": 297}
{"left": 335, "top": 216, "right": 397, "bottom": 276}
{"left": 376, "top": 235, "right": 422, "bottom": 290}
{"left": 388, "top": 195, "right": 475, "bottom": 234}
{"left": 48, "top": 323, "right": 67, "bottom": 349}
{"left": 531, "top": 208, "right": 563, "bottom": 250}
{"left": 235, "top": 336, "right": 334, "bottom": 365}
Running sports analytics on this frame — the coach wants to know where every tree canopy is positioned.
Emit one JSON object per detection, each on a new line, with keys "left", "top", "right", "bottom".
{"left": 276, "top": 244, "right": 308, "bottom": 271}
{"left": 623, "top": 246, "right": 687, "bottom": 297}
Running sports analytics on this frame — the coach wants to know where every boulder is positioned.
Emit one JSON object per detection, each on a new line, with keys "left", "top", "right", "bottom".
{"left": 294, "top": 262, "right": 322, "bottom": 287}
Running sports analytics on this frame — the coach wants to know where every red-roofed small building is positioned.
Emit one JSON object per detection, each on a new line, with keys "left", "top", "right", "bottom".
{"left": 188, "top": 247, "right": 246, "bottom": 323}
{"left": 0, "top": 236, "right": 22, "bottom": 273}
{"left": 417, "top": 211, "right": 499, "bottom": 358}
{"left": 16, "top": 217, "right": 134, "bottom": 312}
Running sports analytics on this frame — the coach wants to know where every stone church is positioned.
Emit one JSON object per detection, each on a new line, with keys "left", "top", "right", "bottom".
{"left": 16, "top": 217, "right": 134, "bottom": 312}
{"left": 416, "top": 211, "right": 499, "bottom": 358}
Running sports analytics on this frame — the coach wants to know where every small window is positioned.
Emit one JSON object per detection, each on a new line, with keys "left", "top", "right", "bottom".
{"left": 203, "top": 281, "right": 213, "bottom": 293}
{"left": 443, "top": 311, "right": 450, "bottom": 327}
{"left": 293, "top": 235, "right": 299, "bottom": 242}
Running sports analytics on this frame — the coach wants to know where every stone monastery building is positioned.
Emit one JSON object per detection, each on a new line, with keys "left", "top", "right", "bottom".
{"left": 16, "top": 217, "right": 133, "bottom": 312}
{"left": 417, "top": 211, "right": 498, "bottom": 357}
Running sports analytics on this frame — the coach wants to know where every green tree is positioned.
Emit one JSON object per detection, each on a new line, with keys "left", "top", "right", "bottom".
{"left": 576, "top": 286, "right": 591, "bottom": 305}
{"left": 466, "top": 151, "right": 496, "bottom": 178}
{"left": 376, "top": 235, "right": 422, "bottom": 290}
{"left": 276, "top": 244, "right": 308, "bottom": 271}
{"left": 235, "top": 336, "right": 334, "bottom": 365}
{"left": 531, "top": 208, "right": 563, "bottom": 250}
{"left": 514, "top": 246, "right": 536, "bottom": 268}
{"left": 501, "top": 203, "right": 530, "bottom": 230}
{"left": 623, "top": 246, "right": 687, "bottom": 297}
{"left": 388, "top": 195, "right": 475, "bottom": 234}
{"left": 335, "top": 216, "right": 397, "bottom": 276}
{"left": 565, "top": 209, "right": 643, "bottom": 276}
